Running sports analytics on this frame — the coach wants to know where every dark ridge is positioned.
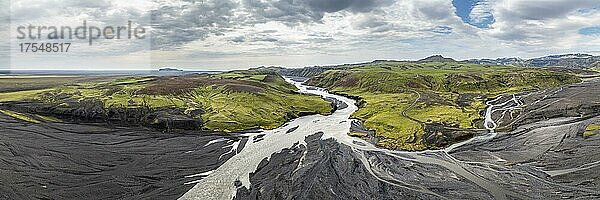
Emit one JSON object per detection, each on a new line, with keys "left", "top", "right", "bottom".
{"left": 417, "top": 55, "right": 457, "bottom": 63}
{"left": 467, "top": 53, "right": 600, "bottom": 69}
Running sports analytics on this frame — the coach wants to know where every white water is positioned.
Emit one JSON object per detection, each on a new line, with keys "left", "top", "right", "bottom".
{"left": 484, "top": 94, "right": 522, "bottom": 132}
{"left": 179, "top": 78, "right": 358, "bottom": 200}
{"left": 180, "top": 78, "right": 521, "bottom": 200}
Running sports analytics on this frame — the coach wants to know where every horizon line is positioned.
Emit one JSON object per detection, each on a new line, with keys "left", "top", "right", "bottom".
{"left": 4, "top": 52, "right": 597, "bottom": 71}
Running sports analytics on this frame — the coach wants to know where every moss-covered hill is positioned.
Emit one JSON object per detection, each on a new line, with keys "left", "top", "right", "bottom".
{"left": 0, "top": 70, "right": 332, "bottom": 132}
{"left": 305, "top": 61, "right": 582, "bottom": 150}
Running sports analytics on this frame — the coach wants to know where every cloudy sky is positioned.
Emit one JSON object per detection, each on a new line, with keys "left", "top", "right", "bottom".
{"left": 2, "top": 0, "right": 600, "bottom": 70}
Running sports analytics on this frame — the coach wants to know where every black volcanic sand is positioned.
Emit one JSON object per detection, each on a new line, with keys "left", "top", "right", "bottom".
{"left": 0, "top": 115, "right": 244, "bottom": 200}
{"left": 235, "top": 133, "right": 493, "bottom": 200}
{"left": 236, "top": 121, "right": 600, "bottom": 200}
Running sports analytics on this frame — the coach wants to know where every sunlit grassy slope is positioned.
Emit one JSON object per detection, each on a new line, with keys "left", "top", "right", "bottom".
{"left": 0, "top": 70, "right": 332, "bottom": 132}
{"left": 585, "top": 124, "right": 600, "bottom": 137}
{"left": 307, "top": 61, "right": 581, "bottom": 150}
{"left": 0, "top": 109, "right": 40, "bottom": 123}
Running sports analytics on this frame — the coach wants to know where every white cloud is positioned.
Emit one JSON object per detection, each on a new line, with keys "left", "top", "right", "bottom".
{"left": 486, "top": 0, "right": 600, "bottom": 50}
{"left": 469, "top": 0, "right": 493, "bottom": 24}
{"left": 8, "top": 0, "right": 153, "bottom": 69}
{"left": 5, "top": 0, "right": 600, "bottom": 69}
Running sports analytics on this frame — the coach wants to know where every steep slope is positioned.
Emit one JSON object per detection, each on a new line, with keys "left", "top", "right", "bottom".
{"left": 0, "top": 70, "right": 333, "bottom": 132}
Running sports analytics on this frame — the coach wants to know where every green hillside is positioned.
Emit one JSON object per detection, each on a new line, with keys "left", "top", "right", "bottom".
{"left": 0, "top": 70, "right": 332, "bottom": 132}
{"left": 306, "top": 62, "right": 581, "bottom": 150}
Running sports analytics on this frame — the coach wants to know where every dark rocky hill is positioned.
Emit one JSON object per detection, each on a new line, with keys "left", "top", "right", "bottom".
{"left": 417, "top": 55, "right": 457, "bottom": 63}
{"left": 468, "top": 53, "right": 600, "bottom": 69}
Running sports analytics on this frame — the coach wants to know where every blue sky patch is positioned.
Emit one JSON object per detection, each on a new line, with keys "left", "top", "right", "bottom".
{"left": 452, "top": 0, "right": 495, "bottom": 28}
{"left": 579, "top": 26, "right": 600, "bottom": 36}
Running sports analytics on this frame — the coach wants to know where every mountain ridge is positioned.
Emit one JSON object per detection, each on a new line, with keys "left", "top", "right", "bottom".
{"left": 467, "top": 53, "right": 600, "bottom": 69}
{"left": 259, "top": 53, "right": 599, "bottom": 75}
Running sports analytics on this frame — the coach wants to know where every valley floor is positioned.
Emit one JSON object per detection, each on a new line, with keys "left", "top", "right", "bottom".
{"left": 0, "top": 76, "right": 598, "bottom": 200}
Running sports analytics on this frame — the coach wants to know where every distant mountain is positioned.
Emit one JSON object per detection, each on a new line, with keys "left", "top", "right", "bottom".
{"left": 417, "top": 55, "right": 457, "bottom": 63}
{"left": 467, "top": 57, "right": 526, "bottom": 66}
{"left": 259, "top": 53, "right": 599, "bottom": 78}
{"left": 158, "top": 68, "right": 184, "bottom": 73}
{"left": 467, "top": 53, "right": 600, "bottom": 69}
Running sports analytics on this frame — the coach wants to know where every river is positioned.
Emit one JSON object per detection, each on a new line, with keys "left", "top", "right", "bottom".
{"left": 181, "top": 77, "right": 528, "bottom": 200}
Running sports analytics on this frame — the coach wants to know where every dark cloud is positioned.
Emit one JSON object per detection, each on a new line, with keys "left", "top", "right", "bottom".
{"left": 65, "top": 0, "right": 112, "bottom": 8}
{"left": 430, "top": 26, "right": 452, "bottom": 34}
{"left": 242, "top": 0, "right": 394, "bottom": 25}
{"left": 10, "top": 0, "right": 114, "bottom": 20}
{"left": 253, "top": 36, "right": 278, "bottom": 42}
{"left": 230, "top": 36, "right": 246, "bottom": 43}
{"left": 303, "top": 37, "right": 334, "bottom": 44}
{"left": 150, "top": 0, "right": 238, "bottom": 49}
{"left": 490, "top": 0, "right": 599, "bottom": 43}
{"left": 242, "top": 0, "right": 322, "bottom": 25}
{"left": 351, "top": 15, "right": 396, "bottom": 33}
{"left": 507, "top": 0, "right": 599, "bottom": 20}
{"left": 353, "top": 15, "right": 390, "bottom": 29}
{"left": 306, "top": 0, "right": 391, "bottom": 13}
{"left": 150, "top": 0, "right": 397, "bottom": 49}
{"left": 417, "top": 3, "right": 452, "bottom": 20}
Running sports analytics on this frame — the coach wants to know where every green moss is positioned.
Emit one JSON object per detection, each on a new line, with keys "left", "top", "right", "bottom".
{"left": 0, "top": 76, "right": 84, "bottom": 92}
{"left": 245, "top": 75, "right": 267, "bottom": 81}
{"left": 308, "top": 62, "right": 581, "bottom": 150}
{"left": 407, "top": 104, "right": 481, "bottom": 129}
{"left": 586, "top": 124, "right": 600, "bottom": 131}
{"left": 348, "top": 132, "right": 368, "bottom": 138}
{"left": 341, "top": 91, "right": 484, "bottom": 150}
{"left": 309, "top": 63, "right": 580, "bottom": 94}
{"left": 195, "top": 87, "right": 331, "bottom": 132}
{"left": 104, "top": 94, "right": 186, "bottom": 109}
{"left": 347, "top": 93, "right": 428, "bottom": 149}
{"left": 111, "top": 77, "right": 154, "bottom": 85}
{"left": 0, "top": 89, "right": 52, "bottom": 102}
{"left": 10, "top": 71, "right": 332, "bottom": 132}
{"left": 53, "top": 87, "right": 107, "bottom": 101}
{"left": 35, "top": 114, "right": 62, "bottom": 123}
{"left": 585, "top": 124, "right": 600, "bottom": 137}
{"left": 0, "top": 109, "right": 40, "bottom": 123}
{"left": 215, "top": 72, "right": 246, "bottom": 79}
{"left": 584, "top": 131, "right": 596, "bottom": 137}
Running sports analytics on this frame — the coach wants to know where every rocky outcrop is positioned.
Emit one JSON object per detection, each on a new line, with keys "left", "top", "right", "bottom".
{"left": 0, "top": 100, "right": 203, "bottom": 131}
{"left": 324, "top": 97, "right": 348, "bottom": 112}
{"left": 145, "top": 110, "right": 203, "bottom": 131}
{"left": 417, "top": 55, "right": 457, "bottom": 63}
{"left": 422, "top": 123, "right": 476, "bottom": 148}
{"left": 265, "top": 66, "right": 336, "bottom": 78}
